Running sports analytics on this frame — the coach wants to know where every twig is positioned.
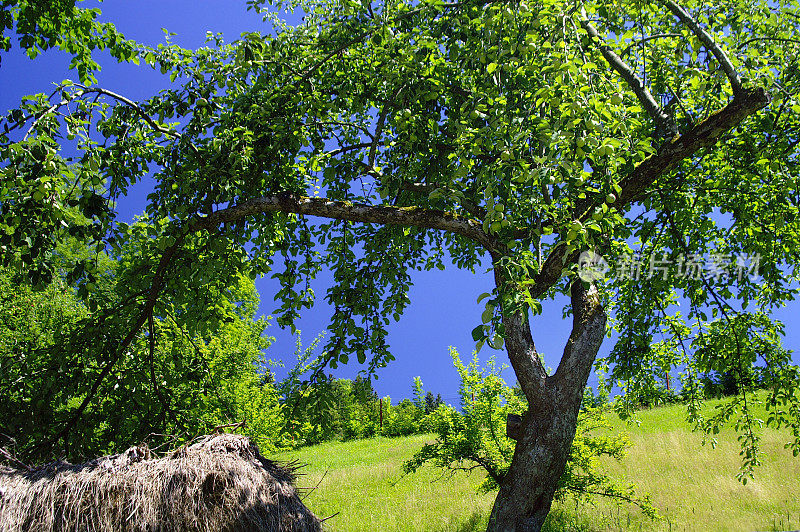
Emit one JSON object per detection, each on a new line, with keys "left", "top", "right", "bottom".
{"left": 320, "top": 512, "right": 340, "bottom": 523}
{"left": 213, "top": 420, "right": 247, "bottom": 433}
{"left": 662, "top": 0, "right": 743, "bottom": 95}
{"left": 621, "top": 33, "right": 682, "bottom": 56}
{"left": 326, "top": 142, "right": 373, "bottom": 157}
{"left": 299, "top": 469, "right": 328, "bottom": 501}
{"left": 0, "top": 446, "right": 31, "bottom": 471}
{"left": 580, "top": 9, "right": 677, "bottom": 137}
{"left": 737, "top": 36, "right": 800, "bottom": 49}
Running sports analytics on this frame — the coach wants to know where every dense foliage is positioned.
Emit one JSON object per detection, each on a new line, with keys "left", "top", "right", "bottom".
{"left": 0, "top": 259, "right": 285, "bottom": 460}
{"left": 1, "top": 0, "right": 137, "bottom": 81}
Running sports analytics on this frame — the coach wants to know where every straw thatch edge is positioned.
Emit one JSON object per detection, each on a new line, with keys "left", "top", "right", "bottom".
{"left": 0, "top": 433, "right": 322, "bottom": 532}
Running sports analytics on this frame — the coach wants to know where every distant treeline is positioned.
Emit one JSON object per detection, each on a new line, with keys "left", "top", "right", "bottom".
{"left": 583, "top": 368, "right": 780, "bottom": 412}
{"left": 278, "top": 372, "right": 445, "bottom": 446}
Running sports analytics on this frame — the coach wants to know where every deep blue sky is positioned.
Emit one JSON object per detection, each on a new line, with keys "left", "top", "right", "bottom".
{"left": 2, "top": 0, "right": 798, "bottom": 403}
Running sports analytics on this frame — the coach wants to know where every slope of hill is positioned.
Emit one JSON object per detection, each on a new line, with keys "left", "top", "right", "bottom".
{"left": 272, "top": 400, "right": 800, "bottom": 531}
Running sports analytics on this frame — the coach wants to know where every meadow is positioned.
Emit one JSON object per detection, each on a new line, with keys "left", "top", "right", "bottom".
{"left": 273, "top": 398, "right": 800, "bottom": 531}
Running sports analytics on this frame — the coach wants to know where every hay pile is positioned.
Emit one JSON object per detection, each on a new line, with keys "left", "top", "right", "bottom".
{"left": 0, "top": 434, "right": 322, "bottom": 531}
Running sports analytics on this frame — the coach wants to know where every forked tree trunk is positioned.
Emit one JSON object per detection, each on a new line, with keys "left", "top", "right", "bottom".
{"left": 486, "top": 379, "right": 593, "bottom": 531}
{"left": 487, "top": 281, "right": 607, "bottom": 532}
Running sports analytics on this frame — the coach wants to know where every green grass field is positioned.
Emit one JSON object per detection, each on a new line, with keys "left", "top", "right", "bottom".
{"left": 272, "top": 399, "right": 800, "bottom": 531}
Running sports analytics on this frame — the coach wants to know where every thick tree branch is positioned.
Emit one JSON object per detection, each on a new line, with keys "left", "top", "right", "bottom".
{"left": 581, "top": 11, "right": 678, "bottom": 137}
{"left": 662, "top": 0, "right": 743, "bottom": 95}
{"left": 494, "top": 267, "right": 548, "bottom": 404}
{"left": 527, "top": 243, "right": 579, "bottom": 300}
{"left": 400, "top": 181, "right": 487, "bottom": 221}
{"left": 529, "top": 88, "right": 768, "bottom": 302}
{"left": 550, "top": 281, "right": 607, "bottom": 391}
{"left": 610, "top": 86, "right": 768, "bottom": 207}
{"left": 514, "top": 86, "right": 767, "bottom": 408}
{"left": 195, "top": 193, "right": 501, "bottom": 253}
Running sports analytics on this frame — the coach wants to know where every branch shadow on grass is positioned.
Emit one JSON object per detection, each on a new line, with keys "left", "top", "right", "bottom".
{"left": 450, "top": 509, "right": 486, "bottom": 532}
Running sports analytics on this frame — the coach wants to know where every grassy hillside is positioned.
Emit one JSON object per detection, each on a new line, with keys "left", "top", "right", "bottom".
{"left": 272, "top": 399, "right": 800, "bottom": 531}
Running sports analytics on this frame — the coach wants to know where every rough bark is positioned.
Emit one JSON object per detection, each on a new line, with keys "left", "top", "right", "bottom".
{"left": 487, "top": 282, "right": 606, "bottom": 532}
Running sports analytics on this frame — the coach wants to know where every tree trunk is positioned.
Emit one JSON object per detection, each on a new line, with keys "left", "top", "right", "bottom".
{"left": 487, "top": 282, "right": 607, "bottom": 532}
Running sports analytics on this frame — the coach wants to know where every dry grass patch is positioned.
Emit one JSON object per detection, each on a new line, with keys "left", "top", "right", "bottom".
{"left": 0, "top": 434, "right": 320, "bottom": 532}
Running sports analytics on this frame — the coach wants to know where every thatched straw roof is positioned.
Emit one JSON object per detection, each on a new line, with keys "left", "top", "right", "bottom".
{"left": 0, "top": 433, "right": 322, "bottom": 531}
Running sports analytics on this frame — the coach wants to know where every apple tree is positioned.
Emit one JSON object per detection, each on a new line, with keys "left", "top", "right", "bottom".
{"left": 2, "top": 0, "right": 800, "bottom": 529}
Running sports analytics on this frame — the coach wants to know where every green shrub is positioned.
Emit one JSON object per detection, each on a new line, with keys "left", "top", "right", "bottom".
{"left": 404, "top": 348, "right": 657, "bottom": 518}
{"left": 383, "top": 398, "right": 422, "bottom": 437}
{"left": 0, "top": 266, "right": 286, "bottom": 460}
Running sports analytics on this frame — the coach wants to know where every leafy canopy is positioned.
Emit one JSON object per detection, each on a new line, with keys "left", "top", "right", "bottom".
{"left": 1, "top": 0, "right": 137, "bottom": 82}
{"left": 2, "top": 0, "right": 800, "bottom": 471}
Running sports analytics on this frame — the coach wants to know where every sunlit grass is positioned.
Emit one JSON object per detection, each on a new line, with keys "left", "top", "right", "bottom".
{"left": 273, "top": 434, "right": 495, "bottom": 531}
{"left": 271, "top": 397, "right": 800, "bottom": 531}
{"left": 576, "top": 398, "right": 800, "bottom": 531}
